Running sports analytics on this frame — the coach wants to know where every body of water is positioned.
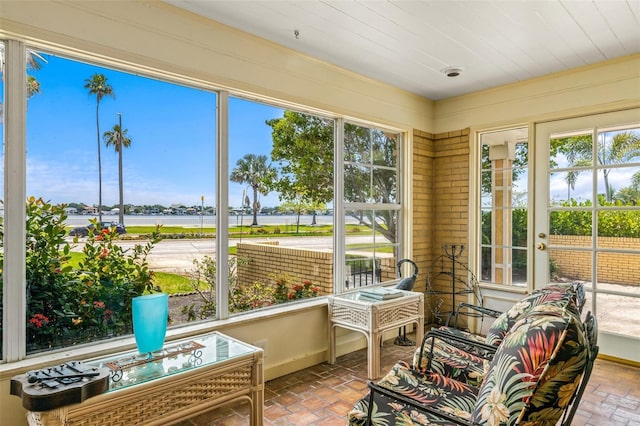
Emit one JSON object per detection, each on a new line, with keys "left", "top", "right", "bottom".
{"left": 66, "top": 214, "right": 356, "bottom": 228}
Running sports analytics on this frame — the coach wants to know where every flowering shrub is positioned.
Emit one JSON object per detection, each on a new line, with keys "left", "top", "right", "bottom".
{"left": 182, "top": 261, "right": 320, "bottom": 321}
{"left": 289, "top": 280, "right": 320, "bottom": 300}
{"left": 67, "top": 222, "right": 161, "bottom": 335}
{"left": 272, "top": 274, "right": 320, "bottom": 302}
{"left": 184, "top": 255, "right": 248, "bottom": 320}
{"left": 231, "top": 280, "right": 276, "bottom": 311}
{"left": 0, "top": 197, "right": 161, "bottom": 353}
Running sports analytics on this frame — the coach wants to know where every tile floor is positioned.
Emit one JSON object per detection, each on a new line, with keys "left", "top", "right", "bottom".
{"left": 178, "top": 338, "right": 640, "bottom": 426}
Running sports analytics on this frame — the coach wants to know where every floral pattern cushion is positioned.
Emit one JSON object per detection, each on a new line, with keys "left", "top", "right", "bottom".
{"left": 348, "top": 361, "right": 478, "bottom": 426}
{"left": 471, "top": 310, "right": 587, "bottom": 425}
{"left": 413, "top": 301, "right": 574, "bottom": 389}
{"left": 484, "top": 290, "right": 577, "bottom": 347}
{"left": 532, "top": 281, "right": 586, "bottom": 313}
{"left": 412, "top": 335, "right": 488, "bottom": 387}
{"left": 411, "top": 285, "right": 580, "bottom": 388}
{"left": 434, "top": 326, "right": 487, "bottom": 344}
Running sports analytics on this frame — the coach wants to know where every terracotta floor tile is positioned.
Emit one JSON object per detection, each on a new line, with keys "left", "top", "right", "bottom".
{"left": 263, "top": 404, "right": 292, "bottom": 421}
{"left": 184, "top": 341, "right": 640, "bottom": 425}
{"left": 282, "top": 410, "right": 321, "bottom": 425}
{"left": 301, "top": 397, "right": 330, "bottom": 411}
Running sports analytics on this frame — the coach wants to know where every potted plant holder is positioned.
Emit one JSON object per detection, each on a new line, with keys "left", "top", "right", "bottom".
{"left": 132, "top": 293, "right": 168, "bottom": 354}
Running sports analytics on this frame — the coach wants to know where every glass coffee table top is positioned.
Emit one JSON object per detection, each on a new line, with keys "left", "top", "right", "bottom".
{"left": 86, "top": 331, "right": 257, "bottom": 391}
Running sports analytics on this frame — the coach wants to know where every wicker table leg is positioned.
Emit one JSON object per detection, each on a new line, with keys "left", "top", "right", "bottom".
{"left": 26, "top": 407, "right": 67, "bottom": 426}
{"left": 368, "top": 330, "right": 380, "bottom": 380}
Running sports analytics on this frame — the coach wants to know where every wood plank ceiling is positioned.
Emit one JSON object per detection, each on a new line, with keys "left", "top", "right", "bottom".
{"left": 165, "top": 0, "right": 640, "bottom": 100}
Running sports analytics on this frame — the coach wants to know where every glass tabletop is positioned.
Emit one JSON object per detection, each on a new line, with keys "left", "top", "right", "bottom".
{"left": 334, "top": 288, "right": 413, "bottom": 304}
{"left": 86, "top": 331, "right": 257, "bottom": 392}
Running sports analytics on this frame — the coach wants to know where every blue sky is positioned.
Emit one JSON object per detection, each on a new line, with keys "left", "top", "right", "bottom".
{"left": 2, "top": 52, "right": 286, "bottom": 208}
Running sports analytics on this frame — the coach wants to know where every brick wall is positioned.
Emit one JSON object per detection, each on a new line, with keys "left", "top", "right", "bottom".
{"left": 412, "top": 129, "right": 435, "bottom": 300}
{"left": 550, "top": 235, "right": 640, "bottom": 286}
{"left": 430, "top": 130, "right": 471, "bottom": 323}
{"left": 412, "top": 128, "right": 471, "bottom": 324}
{"left": 236, "top": 242, "right": 396, "bottom": 296}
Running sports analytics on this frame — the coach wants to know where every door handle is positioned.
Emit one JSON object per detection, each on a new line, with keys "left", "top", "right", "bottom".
{"left": 537, "top": 243, "right": 547, "bottom": 251}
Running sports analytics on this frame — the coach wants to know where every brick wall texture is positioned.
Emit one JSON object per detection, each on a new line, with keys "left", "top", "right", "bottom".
{"left": 412, "top": 129, "right": 472, "bottom": 324}
{"left": 550, "top": 235, "right": 640, "bottom": 285}
{"left": 236, "top": 242, "right": 396, "bottom": 296}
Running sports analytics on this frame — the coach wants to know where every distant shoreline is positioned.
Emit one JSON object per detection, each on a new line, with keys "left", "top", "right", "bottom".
{"left": 65, "top": 214, "right": 356, "bottom": 228}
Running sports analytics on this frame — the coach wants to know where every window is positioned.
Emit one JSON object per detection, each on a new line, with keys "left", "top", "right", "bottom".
{"left": 535, "top": 110, "right": 640, "bottom": 360}
{"left": 547, "top": 123, "right": 640, "bottom": 335}
{"left": 227, "top": 100, "right": 334, "bottom": 314}
{"left": 19, "top": 51, "right": 216, "bottom": 353}
{"left": 478, "top": 127, "right": 529, "bottom": 286}
{"left": 1, "top": 41, "right": 407, "bottom": 360}
{"left": 343, "top": 123, "right": 402, "bottom": 289}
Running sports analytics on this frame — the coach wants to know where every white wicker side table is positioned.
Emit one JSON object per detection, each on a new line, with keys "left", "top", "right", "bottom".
{"left": 25, "top": 332, "right": 263, "bottom": 426}
{"left": 328, "top": 290, "right": 424, "bottom": 379}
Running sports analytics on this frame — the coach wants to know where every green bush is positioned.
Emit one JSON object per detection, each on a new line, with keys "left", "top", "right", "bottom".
{"left": 550, "top": 199, "right": 640, "bottom": 237}
{"left": 0, "top": 197, "right": 161, "bottom": 353}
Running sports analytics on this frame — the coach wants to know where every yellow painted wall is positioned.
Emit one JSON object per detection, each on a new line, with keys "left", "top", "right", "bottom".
{"left": 433, "top": 54, "right": 640, "bottom": 133}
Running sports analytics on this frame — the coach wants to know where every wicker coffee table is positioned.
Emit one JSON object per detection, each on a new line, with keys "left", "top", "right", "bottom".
{"left": 26, "top": 331, "right": 263, "bottom": 426}
{"left": 328, "top": 290, "right": 424, "bottom": 379}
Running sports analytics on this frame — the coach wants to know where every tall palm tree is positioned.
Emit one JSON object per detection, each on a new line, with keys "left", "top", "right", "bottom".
{"left": 230, "top": 154, "right": 277, "bottom": 226}
{"left": 103, "top": 120, "right": 131, "bottom": 224}
{"left": 0, "top": 46, "right": 46, "bottom": 122}
{"left": 84, "top": 73, "right": 115, "bottom": 223}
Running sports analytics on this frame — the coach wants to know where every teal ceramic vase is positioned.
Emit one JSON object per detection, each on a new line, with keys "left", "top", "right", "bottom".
{"left": 132, "top": 293, "right": 168, "bottom": 354}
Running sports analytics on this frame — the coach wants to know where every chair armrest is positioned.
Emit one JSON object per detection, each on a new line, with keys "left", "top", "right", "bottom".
{"left": 416, "top": 328, "right": 497, "bottom": 372}
{"left": 448, "top": 302, "right": 502, "bottom": 328}
{"left": 366, "top": 381, "right": 472, "bottom": 426}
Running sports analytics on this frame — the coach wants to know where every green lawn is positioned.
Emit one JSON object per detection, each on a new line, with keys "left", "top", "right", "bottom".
{"left": 64, "top": 223, "right": 377, "bottom": 294}
{"left": 65, "top": 253, "right": 194, "bottom": 295}
{"left": 154, "top": 272, "right": 198, "bottom": 294}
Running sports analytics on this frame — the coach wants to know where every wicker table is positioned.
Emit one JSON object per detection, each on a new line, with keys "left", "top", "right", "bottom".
{"left": 26, "top": 332, "right": 263, "bottom": 426}
{"left": 328, "top": 290, "right": 424, "bottom": 379}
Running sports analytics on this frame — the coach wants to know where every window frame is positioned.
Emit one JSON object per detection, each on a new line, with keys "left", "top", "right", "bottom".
{"left": 1, "top": 40, "right": 409, "bottom": 362}
{"left": 339, "top": 121, "right": 404, "bottom": 293}
{"left": 474, "top": 125, "right": 531, "bottom": 290}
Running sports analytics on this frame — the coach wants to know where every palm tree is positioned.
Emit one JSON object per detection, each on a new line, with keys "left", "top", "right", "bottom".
{"left": 0, "top": 46, "right": 46, "bottom": 122}
{"left": 613, "top": 170, "right": 640, "bottom": 206}
{"left": 26, "top": 76, "right": 41, "bottom": 98}
{"left": 230, "top": 154, "right": 277, "bottom": 226}
{"left": 103, "top": 120, "right": 131, "bottom": 224}
{"left": 84, "top": 73, "right": 115, "bottom": 223}
{"left": 554, "top": 131, "right": 640, "bottom": 202}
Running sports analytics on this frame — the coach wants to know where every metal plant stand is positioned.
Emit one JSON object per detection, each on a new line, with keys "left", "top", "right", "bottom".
{"left": 425, "top": 244, "right": 482, "bottom": 326}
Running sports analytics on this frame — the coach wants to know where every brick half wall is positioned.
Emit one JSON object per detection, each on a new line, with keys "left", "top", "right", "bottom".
{"left": 236, "top": 242, "right": 396, "bottom": 295}
{"left": 550, "top": 235, "right": 640, "bottom": 286}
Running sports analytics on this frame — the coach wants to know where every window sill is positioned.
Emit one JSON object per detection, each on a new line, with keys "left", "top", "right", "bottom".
{"left": 0, "top": 296, "right": 329, "bottom": 379}
{"left": 477, "top": 282, "right": 530, "bottom": 295}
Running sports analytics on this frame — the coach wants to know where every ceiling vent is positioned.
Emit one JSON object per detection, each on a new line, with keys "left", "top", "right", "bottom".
{"left": 442, "top": 67, "right": 463, "bottom": 78}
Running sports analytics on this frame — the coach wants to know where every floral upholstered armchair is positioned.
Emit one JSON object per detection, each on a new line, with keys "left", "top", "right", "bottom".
{"left": 348, "top": 284, "right": 597, "bottom": 426}
{"left": 412, "top": 284, "right": 585, "bottom": 387}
